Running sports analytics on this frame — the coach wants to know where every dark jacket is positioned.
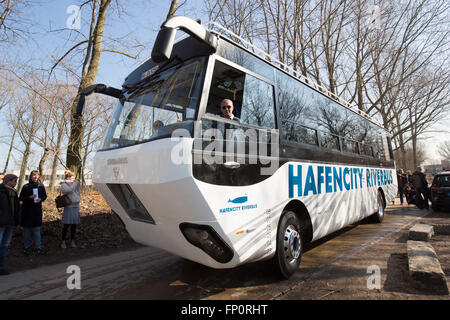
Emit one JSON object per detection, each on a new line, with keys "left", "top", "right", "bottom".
{"left": 19, "top": 182, "right": 47, "bottom": 228}
{"left": 0, "top": 184, "right": 21, "bottom": 227}
{"left": 411, "top": 171, "right": 428, "bottom": 191}
{"left": 397, "top": 173, "right": 407, "bottom": 189}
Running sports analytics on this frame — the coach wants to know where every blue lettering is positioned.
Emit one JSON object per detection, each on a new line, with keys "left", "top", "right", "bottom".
{"left": 333, "top": 167, "right": 343, "bottom": 192}
{"left": 366, "top": 169, "right": 371, "bottom": 187}
{"left": 343, "top": 167, "right": 351, "bottom": 190}
{"left": 352, "top": 168, "right": 359, "bottom": 189}
{"left": 317, "top": 166, "right": 324, "bottom": 194}
{"left": 358, "top": 168, "right": 364, "bottom": 189}
{"left": 288, "top": 164, "right": 302, "bottom": 198}
{"left": 325, "top": 166, "right": 333, "bottom": 193}
{"left": 304, "top": 166, "right": 317, "bottom": 196}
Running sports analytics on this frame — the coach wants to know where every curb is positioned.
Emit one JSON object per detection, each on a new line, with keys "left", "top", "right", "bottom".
{"left": 407, "top": 223, "right": 449, "bottom": 295}
{"left": 408, "top": 224, "right": 434, "bottom": 241}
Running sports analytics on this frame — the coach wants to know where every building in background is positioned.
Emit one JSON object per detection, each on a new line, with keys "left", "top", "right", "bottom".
{"left": 424, "top": 159, "right": 450, "bottom": 176}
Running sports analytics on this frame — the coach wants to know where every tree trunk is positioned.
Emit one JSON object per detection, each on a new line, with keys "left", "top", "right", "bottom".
{"left": 66, "top": 0, "right": 111, "bottom": 179}
{"left": 2, "top": 125, "right": 16, "bottom": 174}
{"left": 81, "top": 123, "right": 94, "bottom": 188}
{"left": 49, "top": 122, "right": 65, "bottom": 190}
{"left": 17, "top": 139, "right": 32, "bottom": 192}
{"left": 38, "top": 147, "right": 50, "bottom": 178}
{"left": 166, "top": 0, "right": 178, "bottom": 19}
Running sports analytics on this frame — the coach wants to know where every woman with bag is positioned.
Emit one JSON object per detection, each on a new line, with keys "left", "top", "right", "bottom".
{"left": 60, "top": 170, "right": 81, "bottom": 249}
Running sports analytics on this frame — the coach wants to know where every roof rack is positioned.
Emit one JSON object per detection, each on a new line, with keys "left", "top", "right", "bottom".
{"left": 203, "top": 21, "right": 384, "bottom": 128}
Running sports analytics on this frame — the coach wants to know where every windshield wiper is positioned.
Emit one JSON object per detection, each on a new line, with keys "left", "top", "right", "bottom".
{"left": 123, "top": 55, "right": 183, "bottom": 93}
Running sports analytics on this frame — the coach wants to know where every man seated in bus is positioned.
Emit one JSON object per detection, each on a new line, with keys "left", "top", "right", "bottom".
{"left": 152, "top": 120, "right": 164, "bottom": 130}
{"left": 220, "top": 99, "right": 240, "bottom": 122}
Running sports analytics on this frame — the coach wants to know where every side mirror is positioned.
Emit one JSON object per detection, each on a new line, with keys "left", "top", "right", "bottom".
{"left": 151, "top": 16, "right": 218, "bottom": 63}
{"left": 76, "top": 94, "right": 86, "bottom": 115}
{"left": 151, "top": 27, "right": 177, "bottom": 63}
{"left": 75, "top": 84, "right": 123, "bottom": 115}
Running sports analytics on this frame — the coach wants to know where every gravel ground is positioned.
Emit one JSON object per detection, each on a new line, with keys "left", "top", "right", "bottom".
{"left": 4, "top": 190, "right": 141, "bottom": 273}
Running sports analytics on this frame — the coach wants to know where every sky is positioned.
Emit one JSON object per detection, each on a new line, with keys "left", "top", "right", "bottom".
{"left": 0, "top": 0, "right": 207, "bottom": 169}
{"left": 24, "top": 0, "right": 207, "bottom": 88}
{"left": 1, "top": 0, "right": 449, "bottom": 169}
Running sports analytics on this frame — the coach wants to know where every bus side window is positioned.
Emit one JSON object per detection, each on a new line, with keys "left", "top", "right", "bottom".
{"left": 240, "top": 74, "right": 276, "bottom": 129}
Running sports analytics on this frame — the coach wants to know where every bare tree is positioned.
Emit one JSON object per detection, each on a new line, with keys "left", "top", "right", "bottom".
{"left": 13, "top": 85, "right": 42, "bottom": 190}
{"left": 437, "top": 141, "right": 450, "bottom": 161}
{"left": 0, "top": 0, "right": 33, "bottom": 42}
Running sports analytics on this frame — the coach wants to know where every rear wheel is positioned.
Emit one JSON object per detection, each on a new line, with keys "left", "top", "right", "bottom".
{"left": 371, "top": 191, "right": 385, "bottom": 223}
{"left": 275, "top": 211, "right": 303, "bottom": 279}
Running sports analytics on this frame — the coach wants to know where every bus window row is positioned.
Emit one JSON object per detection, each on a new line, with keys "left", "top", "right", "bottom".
{"left": 281, "top": 120, "right": 381, "bottom": 158}
{"left": 275, "top": 69, "right": 386, "bottom": 160}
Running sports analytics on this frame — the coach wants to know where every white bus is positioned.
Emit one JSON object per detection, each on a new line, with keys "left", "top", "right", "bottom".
{"left": 82, "top": 16, "right": 397, "bottom": 278}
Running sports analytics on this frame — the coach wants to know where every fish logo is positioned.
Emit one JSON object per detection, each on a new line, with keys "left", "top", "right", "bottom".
{"left": 228, "top": 196, "right": 248, "bottom": 204}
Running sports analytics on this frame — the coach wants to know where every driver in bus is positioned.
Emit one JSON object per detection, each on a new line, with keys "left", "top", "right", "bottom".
{"left": 220, "top": 99, "right": 240, "bottom": 122}
{"left": 152, "top": 120, "right": 164, "bottom": 130}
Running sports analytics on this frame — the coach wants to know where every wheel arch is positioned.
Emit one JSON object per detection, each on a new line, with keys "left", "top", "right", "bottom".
{"left": 282, "top": 199, "right": 313, "bottom": 244}
{"left": 378, "top": 187, "right": 386, "bottom": 208}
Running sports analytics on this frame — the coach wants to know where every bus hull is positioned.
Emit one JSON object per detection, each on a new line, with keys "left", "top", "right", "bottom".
{"left": 94, "top": 138, "right": 397, "bottom": 269}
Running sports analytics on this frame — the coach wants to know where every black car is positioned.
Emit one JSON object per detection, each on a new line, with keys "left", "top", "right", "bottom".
{"left": 430, "top": 171, "right": 450, "bottom": 211}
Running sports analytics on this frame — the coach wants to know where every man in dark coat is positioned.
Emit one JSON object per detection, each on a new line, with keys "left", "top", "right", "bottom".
{"left": 0, "top": 174, "right": 21, "bottom": 275}
{"left": 411, "top": 166, "right": 429, "bottom": 209}
{"left": 397, "top": 169, "right": 407, "bottom": 205}
{"left": 19, "top": 170, "right": 47, "bottom": 255}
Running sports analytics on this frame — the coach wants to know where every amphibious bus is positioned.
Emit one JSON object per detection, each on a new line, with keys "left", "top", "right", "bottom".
{"left": 81, "top": 16, "right": 397, "bottom": 278}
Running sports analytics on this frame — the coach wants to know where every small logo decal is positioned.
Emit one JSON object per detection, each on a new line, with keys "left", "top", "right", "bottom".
{"left": 113, "top": 167, "right": 120, "bottom": 179}
{"left": 228, "top": 196, "right": 248, "bottom": 204}
{"left": 220, "top": 195, "right": 257, "bottom": 214}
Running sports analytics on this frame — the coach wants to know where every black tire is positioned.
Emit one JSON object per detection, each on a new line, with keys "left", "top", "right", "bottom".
{"left": 274, "top": 211, "right": 303, "bottom": 279}
{"left": 432, "top": 204, "right": 440, "bottom": 212}
{"left": 370, "top": 191, "right": 385, "bottom": 223}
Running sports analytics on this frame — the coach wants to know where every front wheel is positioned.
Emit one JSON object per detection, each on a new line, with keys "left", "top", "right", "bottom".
{"left": 274, "top": 211, "right": 303, "bottom": 279}
{"left": 370, "top": 191, "right": 385, "bottom": 223}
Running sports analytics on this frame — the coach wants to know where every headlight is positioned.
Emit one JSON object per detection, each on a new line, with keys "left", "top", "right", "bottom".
{"left": 179, "top": 223, "right": 234, "bottom": 263}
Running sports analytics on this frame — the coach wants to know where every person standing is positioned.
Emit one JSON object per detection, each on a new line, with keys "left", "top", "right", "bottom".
{"left": 60, "top": 170, "right": 81, "bottom": 249}
{"left": 19, "top": 170, "right": 47, "bottom": 255}
{"left": 0, "top": 174, "right": 21, "bottom": 275}
{"left": 406, "top": 170, "right": 412, "bottom": 184}
{"left": 397, "top": 169, "right": 407, "bottom": 205}
{"left": 411, "top": 166, "right": 429, "bottom": 209}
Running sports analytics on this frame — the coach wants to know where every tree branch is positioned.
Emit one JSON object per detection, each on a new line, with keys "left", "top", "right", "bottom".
{"left": 101, "top": 48, "right": 141, "bottom": 59}
{"left": 49, "top": 40, "right": 89, "bottom": 76}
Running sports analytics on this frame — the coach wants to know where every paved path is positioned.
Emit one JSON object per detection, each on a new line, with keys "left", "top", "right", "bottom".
{"left": 1, "top": 202, "right": 447, "bottom": 300}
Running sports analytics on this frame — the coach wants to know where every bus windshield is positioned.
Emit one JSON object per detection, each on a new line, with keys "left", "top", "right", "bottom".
{"left": 102, "top": 57, "right": 206, "bottom": 150}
